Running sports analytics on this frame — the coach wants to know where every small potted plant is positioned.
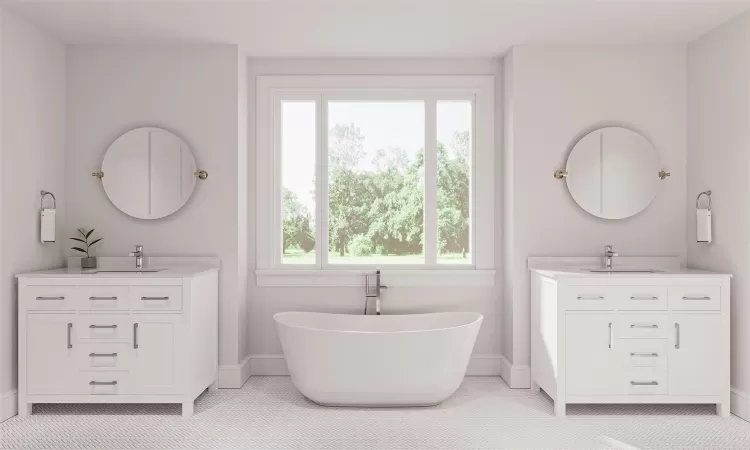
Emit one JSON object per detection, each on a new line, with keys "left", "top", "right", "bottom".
{"left": 70, "top": 228, "right": 102, "bottom": 269}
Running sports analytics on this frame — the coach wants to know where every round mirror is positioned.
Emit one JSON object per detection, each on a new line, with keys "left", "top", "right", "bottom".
{"left": 565, "top": 127, "right": 660, "bottom": 220}
{"left": 100, "top": 127, "right": 198, "bottom": 219}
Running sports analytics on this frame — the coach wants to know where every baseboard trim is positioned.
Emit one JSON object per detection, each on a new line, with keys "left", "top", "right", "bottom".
{"left": 244, "top": 354, "right": 504, "bottom": 377}
{"left": 217, "top": 354, "right": 252, "bottom": 388}
{"left": 1, "top": 389, "right": 17, "bottom": 423}
{"left": 499, "top": 355, "right": 531, "bottom": 389}
{"left": 731, "top": 387, "right": 750, "bottom": 422}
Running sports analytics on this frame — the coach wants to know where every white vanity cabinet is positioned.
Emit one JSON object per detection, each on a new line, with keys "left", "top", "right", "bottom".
{"left": 530, "top": 259, "right": 730, "bottom": 417}
{"left": 17, "top": 262, "right": 219, "bottom": 417}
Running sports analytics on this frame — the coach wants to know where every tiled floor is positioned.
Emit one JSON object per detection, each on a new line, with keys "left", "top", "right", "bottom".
{"left": 2, "top": 377, "right": 750, "bottom": 449}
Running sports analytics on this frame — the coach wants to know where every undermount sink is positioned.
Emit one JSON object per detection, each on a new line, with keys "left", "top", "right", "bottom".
{"left": 588, "top": 269, "right": 661, "bottom": 273}
{"left": 93, "top": 269, "right": 163, "bottom": 273}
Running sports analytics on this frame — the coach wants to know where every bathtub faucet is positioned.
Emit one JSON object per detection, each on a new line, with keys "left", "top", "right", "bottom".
{"left": 365, "top": 269, "right": 388, "bottom": 315}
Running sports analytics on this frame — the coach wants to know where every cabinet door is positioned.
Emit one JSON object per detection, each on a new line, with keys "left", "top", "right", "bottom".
{"left": 132, "top": 315, "right": 182, "bottom": 394}
{"left": 566, "top": 314, "right": 623, "bottom": 395}
{"left": 27, "top": 314, "right": 78, "bottom": 394}
{"left": 669, "top": 314, "right": 723, "bottom": 395}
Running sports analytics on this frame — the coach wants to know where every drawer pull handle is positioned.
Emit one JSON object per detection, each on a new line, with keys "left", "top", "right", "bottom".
{"left": 675, "top": 323, "right": 680, "bottom": 349}
{"left": 630, "top": 296, "right": 659, "bottom": 301}
{"left": 630, "top": 352, "right": 659, "bottom": 357}
{"left": 89, "top": 324, "right": 117, "bottom": 329}
{"left": 89, "top": 381, "right": 118, "bottom": 386}
{"left": 578, "top": 296, "right": 604, "bottom": 300}
{"left": 141, "top": 296, "right": 169, "bottom": 300}
{"left": 630, "top": 381, "right": 659, "bottom": 386}
{"left": 608, "top": 322, "right": 613, "bottom": 349}
{"left": 682, "top": 296, "right": 711, "bottom": 300}
{"left": 630, "top": 324, "right": 659, "bottom": 329}
{"left": 89, "top": 352, "right": 118, "bottom": 357}
{"left": 89, "top": 296, "right": 118, "bottom": 301}
{"left": 67, "top": 323, "right": 73, "bottom": 349}
{"left": 133, "top": 323, "right": 139, "bottom": 349}
{"left": 36, "top": 296, "right": 64, "bottom": 300}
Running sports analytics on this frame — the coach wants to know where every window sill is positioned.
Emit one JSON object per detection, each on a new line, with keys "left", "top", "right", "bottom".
{"left": 256, "top": 269, "right": 496, "bottom": 288}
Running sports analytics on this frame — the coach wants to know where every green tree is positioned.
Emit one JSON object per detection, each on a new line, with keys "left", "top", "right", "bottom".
{"left": 283, "top": 188, "right": 314, "bottom": 254}
{"left": 437, "top": 130, "right": 470, "bottom": 257}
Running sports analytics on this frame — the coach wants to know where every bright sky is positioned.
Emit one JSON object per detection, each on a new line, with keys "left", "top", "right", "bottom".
{"left": 281, "top": 100, "right": 472, "bottom": 214}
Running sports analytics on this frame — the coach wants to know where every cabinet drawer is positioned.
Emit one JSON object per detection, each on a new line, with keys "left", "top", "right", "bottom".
{"left": 25, "top": 286, "right": 77, "bottom": 311}
{"left": 565, "top": 287, "right": 614, "bottom": 310}
{"left": 77, "top": 314, "right": 133, "bottom": 341}
{"left": 77, "top": 372, "right": 132, "bottom": 395}
{"left": 78, "top": 286, "right": 130, "bottom": 311}
{"left": 612, "top": 287, "right": 667, "bottom": 311}
{"left": 130, "top": 286, "right": 182, "bottom": 311}
{"left": 76, "top": 342, "right": 134, "bottom": 371}
{"left": 617, "top": 339, "right": 667, "bottom": 369}
{"left": 669, "top": 286, "right": 721, "bottom": 311}
{"left": 615, "top": 314, "right": 671, "bottom": 339}
{"left": 623, "top": 368, "right": 667, "bottom": 395}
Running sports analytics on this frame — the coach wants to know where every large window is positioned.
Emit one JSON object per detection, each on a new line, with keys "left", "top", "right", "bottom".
{"left": 258, "top": 76, "right": 494, "bottom": 280}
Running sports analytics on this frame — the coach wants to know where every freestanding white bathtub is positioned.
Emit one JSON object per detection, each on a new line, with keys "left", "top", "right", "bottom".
{"left": 274, "top": 311, "right": 483, "bottom": 407}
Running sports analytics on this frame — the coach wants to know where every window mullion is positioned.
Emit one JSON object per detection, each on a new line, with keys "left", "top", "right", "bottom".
{"left": 319, "top": 95, "right": 330, "bottom": 269}
{"left": 424, "top": 99, "right": 438, "bottom": 266}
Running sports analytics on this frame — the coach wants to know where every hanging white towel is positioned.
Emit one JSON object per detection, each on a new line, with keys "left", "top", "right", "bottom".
{"left": 40, "top": 208, "right": 55, "bottom": 243}
{"left": 697, "top": 208, "right": 712, "bottom": 243}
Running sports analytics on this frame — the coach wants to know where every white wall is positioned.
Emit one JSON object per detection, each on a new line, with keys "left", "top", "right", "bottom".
{"left": 65, "top": 45, "right": 247, "bottom": 369}
{"left": 503, "top": 46, "right": 688, "bottom": 382}
{"left": 687, "top": 10, "right": 750, "bottom": 418}
{"left": 0, "top": 9, "right": 66, "bottom": 420}
{"left": 246, "top": 58, "right": 505, "bottom": 376}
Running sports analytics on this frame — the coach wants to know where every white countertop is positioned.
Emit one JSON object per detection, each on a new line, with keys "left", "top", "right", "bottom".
{"left": 527, "top": 256, "right": 732, "bottom": 280}
{"left": 16, "top": 256, "right": 220, "bottom": 279}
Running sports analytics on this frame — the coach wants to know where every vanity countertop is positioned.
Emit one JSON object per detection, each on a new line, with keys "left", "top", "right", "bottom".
{"left": 17, "top": 257, "right": 220, "bottom": 279}
{"left": 530, "top": 267, "right": 732, "bottom": 280}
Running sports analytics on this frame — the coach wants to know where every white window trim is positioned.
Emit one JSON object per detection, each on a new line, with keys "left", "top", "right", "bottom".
{"left": 256, "top": 75, "right": 495, "bottom": 287}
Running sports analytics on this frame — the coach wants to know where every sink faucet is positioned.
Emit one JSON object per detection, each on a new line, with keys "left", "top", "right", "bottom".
{"left": 604, "top": 245, "right": 618, "bottom": 269}
{"left": 129, "top": 245, "right": 144, "bottom": 269}
{"left": 364, "top": 269, "right": 388, "bottom": 315}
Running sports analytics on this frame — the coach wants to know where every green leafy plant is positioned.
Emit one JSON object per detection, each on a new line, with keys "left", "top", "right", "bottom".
{"left": 69, "top": 228, "right": 102, "bottom": 258}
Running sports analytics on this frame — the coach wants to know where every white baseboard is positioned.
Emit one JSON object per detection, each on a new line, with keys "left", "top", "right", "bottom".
{"left": 499, "top": 355, "right": 531, "bottom": 389}
{"left": 731, "top": 386, "right": 750, "bottom": 422}
{"left": 1, "top": 389, "right": 17, "bottom": 423}
{"left": 217, "top": 354, "right": 252, "bottom": 388}
{"left": 244, "top": 354, "right": 504, "bottom": 377}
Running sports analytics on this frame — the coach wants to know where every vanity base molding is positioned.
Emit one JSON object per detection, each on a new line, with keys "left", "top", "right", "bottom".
{"left": 529, "top": 258, "right": 730, "bottom": 418}
{"left": 17, "top": 263, "right": 219, "bottom": 418}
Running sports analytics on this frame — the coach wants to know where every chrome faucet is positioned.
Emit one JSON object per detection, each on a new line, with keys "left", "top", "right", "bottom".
{"left": 604, "top": 245, "right": 618, "bottom": 269}
{"left": 364, "top": 269, "right": 388, "bottom": 315}
{"left": 129, "top": 245, "right": 144, "bottom": 269}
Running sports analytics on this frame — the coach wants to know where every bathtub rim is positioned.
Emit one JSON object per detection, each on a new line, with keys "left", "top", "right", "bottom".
{"left": 273, "top": 311, "right": 483, "bottom": 334}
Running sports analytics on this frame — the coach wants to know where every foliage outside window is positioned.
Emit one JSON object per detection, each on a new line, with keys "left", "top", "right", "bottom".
{"left": 279, "top": 96, "right": 473, "bottom": 267}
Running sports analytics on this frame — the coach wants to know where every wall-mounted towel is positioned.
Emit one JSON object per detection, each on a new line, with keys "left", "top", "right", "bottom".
{"left": 697, "top": 208, "right": 712, "bottom": 243}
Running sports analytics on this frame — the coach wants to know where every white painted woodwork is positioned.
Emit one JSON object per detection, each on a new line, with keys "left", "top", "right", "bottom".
{"left": 17, "top": 262, "right": 218, "bottom": 418}
{"left": 529, "top": 258, "right": 731, "bottom": 418}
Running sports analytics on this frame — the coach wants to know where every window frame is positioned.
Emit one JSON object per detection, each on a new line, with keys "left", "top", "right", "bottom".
{"left": 256, "top": 75, "right": 495, "bottom": 287}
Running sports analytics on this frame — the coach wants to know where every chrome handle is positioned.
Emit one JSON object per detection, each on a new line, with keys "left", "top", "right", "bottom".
{"left": 674, "top": 323, "right": 680, "bottom": 349}
{"left": 89, "top": 352, "right": 117, "bottom": 357}
{"left": 89, "top": 324, "right": 117, "bottom": 329}
{"left": 89, "top": 381, "right": 118, "bottom": 386}
{"left": 682, "top": 296, "right": 711, "bottom": 300}
{"left": 630, "top": 324, "right": 658, "bottom": 329}
{"left": 89, "top": 296, "right": 117, "bottom": 301}
{"left": 67, "top": 323, "right": 73, "bottom": 349}
{"left": 133, "top": 323, "right": 139, "bottom": 349}
{"left": 36, "top": 296, "right": 64, "bottom": 300}
{"left": 630, "top": 352, "right": 659, "bottom": 357}
{"left": 141, "top": 296, "right": 169, "bottom": 300}
{"left": 630, "top": 296, "right": 659, "bottom": 301}
{"left": 630, "top": 381, "right": 658, "bottom": 386}
{"left": 578, "top": 296, "right": 605, "bottom": 300}
{"left": 608, "top": 322, "right": 613, "bottom": 349}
